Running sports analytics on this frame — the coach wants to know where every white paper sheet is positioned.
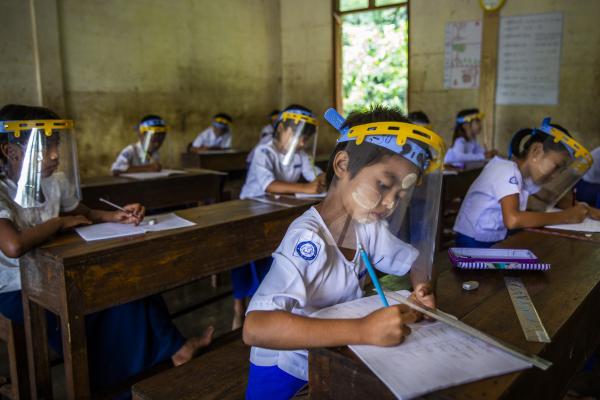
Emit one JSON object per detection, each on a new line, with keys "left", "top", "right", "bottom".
{"left": 119, "top": 169, "right": 186, "bottom": 180}
{"left": 294, "top": 192, "right": 327, "bottom": 199}
{"left": 545, "top": 218, "right": 600, "bottom": 233}
{"left": 75, "top": 213, "right": 196, "bottom": 241}
{"left": 313, "top": 292, "right": 531, "bottom": 399}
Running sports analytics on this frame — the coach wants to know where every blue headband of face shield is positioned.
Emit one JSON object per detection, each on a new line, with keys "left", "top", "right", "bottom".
{"left": 139, "top": 118, "right": 165, "bottom": 129}
{"left": 507, "top": 117, "right": 573, "bottom": 159}
{"left": 324, "top": 108, "right": 430, "bottom": 172}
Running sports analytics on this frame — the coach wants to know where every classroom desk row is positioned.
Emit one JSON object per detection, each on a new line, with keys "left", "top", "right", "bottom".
{"left": 309, "top": 230, "right": 600, "bottom": 399}
{"left": 21, "top": 196, "right": 317, "bottom": 399}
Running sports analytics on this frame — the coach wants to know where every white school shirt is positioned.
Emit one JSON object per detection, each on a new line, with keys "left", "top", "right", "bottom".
{"left": 246, "top": 206, "right": 419, "bottom": 381}
{"left": 582, "top": 147, "right": 600, "bottom": 184}
{"left": 239, "top": 142, "right": 322, "bottom": 199}
{"left": 111, "top": 142, "right": 160, "bottom": 173}
{"left": 246, "top": 125, "right": 276, "bottom": 164}
{"left": 0, "top": 173, "right": 79, "bottom": 294}
{"left": 453, "top": 157, "right": 539, "bottom": 242}
{"left": 444, "top": 137, "right": 485, "bottom": 165}
{"left": 191, "top": 127, "right": 232, "bottom": 149}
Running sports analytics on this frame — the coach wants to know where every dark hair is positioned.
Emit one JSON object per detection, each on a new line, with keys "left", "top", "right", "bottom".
{"left": 277, "top": 104, "right": 316, "bottom": 137}
{"left": 0, "top": 104, "right": 61, "bottom": 164}
{"left": 452, "top": 108, "right": 479, "bottom": 144}
{"left": 408, "top": 111, "right": 430, "bottom": 125}
{"left": 140, "top": 114, "right": 163, "bottom": 124}
{"left": 269, "top": 109, "right": 280, "bottom": 117}
{"left": 213, "top": 113, "right": 232, "bottom": 123}
{"left": 325, "top": 105, "right": 412, "bottom": 188}
{"left": 509, "top": 124, "right": 573, "bottom": 160}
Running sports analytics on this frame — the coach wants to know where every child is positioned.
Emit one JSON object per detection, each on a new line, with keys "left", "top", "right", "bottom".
{"left": 111, "top": 115, "right": 167, "bottom": 175}
{"left": 232, "top": 105, "right": 324, "bottom": 330}
{"left": 189, "top": 113, "right": 233, "bottom": 152}
{"left": 576, "top": 146, "right": 600, "bottom": 208}
{"left": 453, "top": 118, "right": 598, "bottom": 248}
{"left": 240, "top": 105, "right": 325, "bottom": 199}
{"left": 0, "top": 104, "right": 213, "bottom": 392}
{"left": 242, "top": 106, "right": 446, "bottom": 399}
{"left": 247, "top": 110, "right": 280, "bottom": 164}
{"left": 444, "top": 108, "right": 496, "bottom": 165}
{"left": 408, "top": 110, "right": 431, "bottom": 129}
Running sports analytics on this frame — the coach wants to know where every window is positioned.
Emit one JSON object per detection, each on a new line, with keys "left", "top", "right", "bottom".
{"left": 333, "top": 0, "right": 409, "bottom": 114}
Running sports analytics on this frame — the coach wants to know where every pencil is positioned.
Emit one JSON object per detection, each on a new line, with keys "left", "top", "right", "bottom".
{"left": 358, "top": 243, "right": 389, "bottom": 307}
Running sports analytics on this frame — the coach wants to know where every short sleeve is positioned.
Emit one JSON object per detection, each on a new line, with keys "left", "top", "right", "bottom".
{"left": 111, "top": 145, "right": 134, "bottom": 173}
{"left": 491, "top": 163, "right": 521, "bottom": 202}
{"left": 192, "top": 131, "right": 207, "bottom": 148}
{"left": 363, "top": 222, "right": 419, "bottom": 276}
{"left": 251, "top": 148, "right": 277, "bottom": 192}
{"left": 452, "top": 138, "right": 485, "bottom": 162}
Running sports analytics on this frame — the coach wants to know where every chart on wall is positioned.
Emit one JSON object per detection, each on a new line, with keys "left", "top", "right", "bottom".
{"left": 444, "top": 20, "right": 482, "bottom": 89}
{"left": 496, "top": 12, "right": 563, "bottom": 105}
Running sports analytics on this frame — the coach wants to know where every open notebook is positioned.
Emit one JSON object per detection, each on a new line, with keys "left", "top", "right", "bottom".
{"left": 545, "top": 207, "right": 600, "bottom": 233}
{"left": 75, "top": 213, "right": 195, "bottom": 241}
{"left": 312, "top": 291, "right": 531, "bottom": 399}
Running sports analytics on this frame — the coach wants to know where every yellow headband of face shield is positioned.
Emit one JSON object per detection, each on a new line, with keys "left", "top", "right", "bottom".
{"left": 1, "top": 119, "right": 74, "bottom": 138}
{"left": 213, "top": 117, "right": 231, "bottom": 126}
{"left": 280, "top": 111, "right": 318, "bottom": 127}
{"left": 458, "top": 112, "right": 484, "bottom": 124}
{"left": 346, "top": 121, "right": 446, "bottom": 174}
{"left": 139, "top": 125, "right": 167, "bottom": 134}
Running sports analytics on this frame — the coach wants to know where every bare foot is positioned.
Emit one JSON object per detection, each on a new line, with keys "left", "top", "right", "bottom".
{"left": 171, "top": 326, "right": 214, "bottom": 366}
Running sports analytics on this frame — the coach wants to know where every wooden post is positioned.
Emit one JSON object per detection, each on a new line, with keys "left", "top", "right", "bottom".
{"left": 478, "top": 10, "right": 500, "bottom": 151}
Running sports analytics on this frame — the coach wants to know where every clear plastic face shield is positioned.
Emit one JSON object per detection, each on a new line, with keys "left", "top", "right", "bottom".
{"left": 514, "top": 118, "right": 593, "bottom": 211}
{"left": 274, "top": 110, "right": 318, "bottom": 166}
{"left": 323, "top": 109, "right": 446, "bottom": 284}
{"left": 0, "top": 119, "right": 81, "bottom": 209}
{"left": 211, "top": 117, "right": 231, "bottom": 136}
{"left": 138, "top": 119, "right": 167, "bottom": 164}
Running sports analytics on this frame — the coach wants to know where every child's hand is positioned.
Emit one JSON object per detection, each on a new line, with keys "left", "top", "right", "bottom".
{"left": 305, "top": 179, "right": 325, "bottom": 194}
{"left": 562, "top": 203, "right": 589, "bottom": 224}
{"left": 111, "top": 203, "right": 146, "bottom": 225}
{"left": 360, "top": 304, "right": 418, "bottom": 347}
{"left": 60, "top": 215, "right": 92, "bottom": 231}
{"left": 485, "top": 150, "right": 498, "bottom": 159}
{"left": 409, "top": 282, "right": 436, "bottom": 320}
{"left": 588, "top": 206, "right": 600, "bottom": 221}
{"left": 149, "top": 162, "right": 162, "bottom": 172}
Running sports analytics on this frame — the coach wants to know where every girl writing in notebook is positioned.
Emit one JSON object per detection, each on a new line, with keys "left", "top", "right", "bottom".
{"left": 454, "top": 119, "right": 599, "bottom": 248}
{"left": 444, "top": 108, "right": 496, "bottom": 165}
{"left": 243, "top": 106, "right": 446, "bottom": 399}
{"left": 0, "top": 104, "right": 213, "bottom": 393}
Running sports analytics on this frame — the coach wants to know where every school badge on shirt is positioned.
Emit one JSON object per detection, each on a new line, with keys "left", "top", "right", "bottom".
{"left": 509, "top": 176, "right": 518, "bottom": 185}
{"left": 294, "top": 239, "right": 320, "bottom": 262}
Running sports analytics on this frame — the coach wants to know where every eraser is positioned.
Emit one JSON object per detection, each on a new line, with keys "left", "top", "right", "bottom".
{"left": 462, "top": 281, "right": 479, "bottom": 291}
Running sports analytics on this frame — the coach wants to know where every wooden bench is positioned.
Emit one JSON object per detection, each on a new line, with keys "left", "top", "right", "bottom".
{"left": 0, "top": 315, "right": 29, "bottom": 399}
{"left": 132, "top": 330, "right": 249, "bottom": 400}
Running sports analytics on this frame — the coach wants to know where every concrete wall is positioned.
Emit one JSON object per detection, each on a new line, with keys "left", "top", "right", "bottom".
{"left": 409, "top": 0, "right": 600, "bottom": 153}
{"left": 2, "top": 0, "right": 282, "bottom": 177}
{"left": 280, "top": 0, "right": 336, "bottom": 158}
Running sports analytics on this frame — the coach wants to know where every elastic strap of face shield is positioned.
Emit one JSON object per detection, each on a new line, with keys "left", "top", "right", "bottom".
{"left": 324, "top": 108, "right": 446, "bottom": 174}
{"left": 0, "top": 119, "right": 73, "bottom": 138}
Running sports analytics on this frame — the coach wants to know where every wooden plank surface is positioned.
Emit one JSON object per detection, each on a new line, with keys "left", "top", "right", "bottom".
{"left": 180, "top": 151, "right": 248, "bottom": 173}
{"left": 81, "top": 169, "right": 225, "bottom": 211}
{"left": 525, "top": 226, "right": 600, "bottom": 245}
{"left": 309, "top": 231, "right": 600, "bottom": 399}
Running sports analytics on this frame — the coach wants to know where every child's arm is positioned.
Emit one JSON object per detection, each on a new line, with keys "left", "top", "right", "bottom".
{"left": 0, "top": 216, "right": 91, "bottom": 258}
{"left": 266, "top": 179, "right": 324, "bottom": 195}
{"left": 114, "top": 163, "right": 162, "bottom": 175}
{"left": 500, "top": 194, "right": 588, "bottom": 229}
{"left": 66, "top": 203, "right": 145, "bottom": 225}
{"left": 243, "top": 305, "right": 418, "bottom": 349}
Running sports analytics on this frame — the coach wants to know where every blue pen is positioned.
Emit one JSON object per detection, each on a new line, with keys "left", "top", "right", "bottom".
{"left": 358, "top": 243, "right": 389, "bottom": 307}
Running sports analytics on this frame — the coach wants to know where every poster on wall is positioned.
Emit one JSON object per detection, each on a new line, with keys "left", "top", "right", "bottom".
{"left": 444, "top": 20, "right": 482, "bottom": 89}
{"left": 496, "top": 12, "right": 563, "bottom": 105}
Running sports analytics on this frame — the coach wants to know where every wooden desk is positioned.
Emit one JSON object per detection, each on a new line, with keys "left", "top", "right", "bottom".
{"left": 20, "top": 198, "right": 315, "bottom": 399}
{"left": 81, "top": 169, "right": 225, "bottom": 211}
{"left": 525, "top": 227, "right": 600, "bottom": 245}
{"left": 309, "top": 231, "right": 600, "bottom": 399}
{"left": 180, "top": 150, "right": 249, "bottom": 174}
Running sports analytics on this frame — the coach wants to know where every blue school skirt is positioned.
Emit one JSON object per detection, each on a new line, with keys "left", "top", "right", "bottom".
{"left": 246, "top": 363, "right": 307, "bottom": 400}
{"left": 455, "top": 232, "right": 499, "bottom": 248}
{"left": 0, "top": 291, "right": 185, "bottom": 392}
{"left": 231, "top": 258, "right": 272, "bottom": 300}
{"left": 576, "top": 180, "right": 600, "bottom": 208}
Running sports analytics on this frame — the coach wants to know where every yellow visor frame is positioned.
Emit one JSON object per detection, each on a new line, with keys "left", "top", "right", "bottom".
{"left": 545, "top": 126, "right": 592, "bottom": 173}
{"left": 139, "top": 125, "right": 167, "bottom": 134}
{"left": 458, "top": 112, "right": 484, "bottom": 124}
{"left": 347, "top": 121, "right": 447, "bottom": 174}
{"left": 281, "top": 111, "right": 318, "bottom": 127}
{"left": 213, "top": 117, "right": 231, "bottom": 126}
{"left": 1, "top": 119, "right": 74, "bottom": 138}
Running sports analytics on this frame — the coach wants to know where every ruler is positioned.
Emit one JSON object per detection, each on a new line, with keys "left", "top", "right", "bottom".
{"left": 504, "top": 276, "right": 551, "bottom": 343}
{"left": 384, "top": 291, "right": 552, "bottom": 370}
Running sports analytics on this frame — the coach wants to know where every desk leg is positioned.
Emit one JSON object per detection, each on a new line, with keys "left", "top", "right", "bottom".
{"left": 22, "top": 296, "right": 52, "bottom": 399}
{"left": 61, "top": 304, "right": 91, "bottom": 399}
